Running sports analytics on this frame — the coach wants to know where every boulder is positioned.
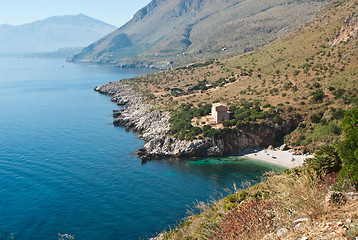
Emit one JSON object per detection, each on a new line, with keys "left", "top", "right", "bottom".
{"left": 325, "top": 191, "right": 347, "bottom": 205}
{"left": 279, "top": 144, "right": 289, "bottom": 151}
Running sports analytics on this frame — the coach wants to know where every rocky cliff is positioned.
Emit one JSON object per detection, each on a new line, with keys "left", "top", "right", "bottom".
{"left": 330, "top": 11, "right": 358, "bottom": 46}
{"left": 95, "top": 82, "right": 296, "bottom": 162}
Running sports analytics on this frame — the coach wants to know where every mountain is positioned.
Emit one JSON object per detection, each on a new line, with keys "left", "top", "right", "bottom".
{"left": 0, "top": 14, "right": 117, "bottom": 54}
{"left": 69, "top": 0, "right": 328, "bottom": 68}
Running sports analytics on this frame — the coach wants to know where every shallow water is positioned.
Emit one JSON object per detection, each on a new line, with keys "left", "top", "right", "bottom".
{"left": 0, "top": 57, "right": 282, "bottom": 240}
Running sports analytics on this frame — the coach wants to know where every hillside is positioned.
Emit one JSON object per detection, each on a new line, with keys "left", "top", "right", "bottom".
{"left": 116, "top": 0, "right": 357, "bottom": 153}
{"left": 140, "top": 1, "right": 358, "bottom": 238}
{"left": 0, "top": 14, "right": 116, "bottom": 54}
{"left": 92, "top": 1, "right": 358, "bottom": 237}
{"left": 69, "top": 0, "right": 328, "bottom": 68}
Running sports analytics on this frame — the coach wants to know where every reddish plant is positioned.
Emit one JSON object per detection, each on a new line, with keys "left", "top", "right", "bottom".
{"left": 211, "top": 200, "right": 275, "bottom": 239}
{"left": 318, "top": 172, "right": 339, "bottom": 190}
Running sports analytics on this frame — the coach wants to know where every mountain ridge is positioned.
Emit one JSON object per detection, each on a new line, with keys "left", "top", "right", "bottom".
{"left": 0, "top": 14, "right": 117, "bottom": 54}
{"left": 69, "top": 0, "right": 328, "bottom": 68}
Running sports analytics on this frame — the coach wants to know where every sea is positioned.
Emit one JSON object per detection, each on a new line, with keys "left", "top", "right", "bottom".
{"left": 0, "top": 57, "right": 283, "bottom": 240}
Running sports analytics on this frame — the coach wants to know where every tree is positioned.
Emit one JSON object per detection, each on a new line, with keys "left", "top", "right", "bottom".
{"left": 338, "top": 107, "right": 358, "bottom": 189}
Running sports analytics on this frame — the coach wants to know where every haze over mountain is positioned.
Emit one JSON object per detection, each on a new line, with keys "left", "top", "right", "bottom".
{"left": 0, "top": 14, "right": 117, "bottom": 54}
{"left": 69, "top": 0, "right": 328, "bottom": 68}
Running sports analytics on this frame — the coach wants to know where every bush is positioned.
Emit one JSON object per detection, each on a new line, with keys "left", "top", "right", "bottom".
{"left": 189, "top": 127, "right": 202, "bottom": 136}
{"left": 203, "top": 128, "right": 221, "bottom": 139}
{"left": 331, "top": 109, "right": 345, "bottom": 120}
{"left": 304, "top": 145, "right": 342, "bottom": 175}
{"left": 338, "top": 108, "right": 358, "bottom": 189}
{"left": 328, "top": 86, "right": 335, "bottom": 91}
{"left": 191, "top": 81, "right": 208, "bottom": 91}
{"left": 334, "top": 88, "right": 346, "bottom": 99}
{"left": 168, "top": 104, "right": 212, "bottom": 138}
{"left": 311, "top": 89, "right": 325, "bottom": 102}
{"left": 222, "top": 119, "right": 237, "bottom": 127}
{"left": 302, "top": 122, "right": 341, "bottom": 145}
{"left": 210, "top": 200, "right": 275, "bottom": 240}
{"left": 313, "top": 82, "right": 321, "bottom": 88}
{"left": 310, "top": 113, "right": 323, "bottom": 123}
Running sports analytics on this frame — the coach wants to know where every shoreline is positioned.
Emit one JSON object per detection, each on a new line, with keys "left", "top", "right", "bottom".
{"left": 95, "top": 82, "right": 302, "bottom": 164}
{"left": 243, "top": 149, "right": 312, "bottom": 168}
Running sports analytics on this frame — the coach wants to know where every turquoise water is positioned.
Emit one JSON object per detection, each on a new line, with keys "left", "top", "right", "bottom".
{"left": 0, "top": 57, "right": 282, "bottom": 240}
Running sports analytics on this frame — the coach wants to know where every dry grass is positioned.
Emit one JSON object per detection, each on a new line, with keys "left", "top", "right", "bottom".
{"left": 161, "top": 169, "right": 358, "bottom": 240}
{"left": 263, "top": 170, "right": 327, "bottom": 219}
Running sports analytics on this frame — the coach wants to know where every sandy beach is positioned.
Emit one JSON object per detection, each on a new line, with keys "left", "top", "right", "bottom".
{"left": 243, "top": 149, "right": 313, "bottom": 168}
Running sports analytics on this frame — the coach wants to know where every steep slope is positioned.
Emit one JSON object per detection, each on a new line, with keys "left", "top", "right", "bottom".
{"left": 116, "top": 0, "right": 357, "bottom": 152}
{"left": 70, "top": 0, "right": 328, "bottom": 68}
{"left": 0, "top": 14, "right": 116, "bottom": 53}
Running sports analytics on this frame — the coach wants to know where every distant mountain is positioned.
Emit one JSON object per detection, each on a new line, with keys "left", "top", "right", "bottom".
{"left": 0, "top": 14, "right": 117, "bottom": 54}
{"left": 69, "top": 0, "right": 328, "bottom": 68}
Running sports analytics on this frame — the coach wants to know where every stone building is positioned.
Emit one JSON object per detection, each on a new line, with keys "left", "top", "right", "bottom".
{"left": 211, "top": 103, "right": 230, "bottom": 124}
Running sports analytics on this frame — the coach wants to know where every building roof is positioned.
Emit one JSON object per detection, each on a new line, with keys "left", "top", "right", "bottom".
{"left": 212, "top": 103, "right": 228, "bottom": 108}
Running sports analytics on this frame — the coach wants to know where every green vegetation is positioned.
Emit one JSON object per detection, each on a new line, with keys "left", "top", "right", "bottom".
{"left": 117, "top": 0, "right": 357, "bottom": 153}
{"left": 161, "top": 108, "right": 358, "bottom": 239}
{"left": 304, "top": 145, "right": 342, "bottom": 175}
{"left": 168, "top": 103, "right": 211, "bottom": 140}
{"left": 338, "top": 107, "right": 358, "bottom": 188}
{"left": 108, "top": 0, "right": 358, "bottom": 238}
{"left": 167, "top": 99, "right": 292, "bottom": 141}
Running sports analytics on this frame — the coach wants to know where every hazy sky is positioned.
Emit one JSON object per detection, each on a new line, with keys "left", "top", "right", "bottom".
{"left": 0, "top": 0, "right": 152, "bottom": 27}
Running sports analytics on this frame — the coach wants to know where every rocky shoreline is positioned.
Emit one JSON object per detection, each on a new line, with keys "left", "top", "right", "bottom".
{"left": 95, "top": 82, "right": 296, "bottom": 162}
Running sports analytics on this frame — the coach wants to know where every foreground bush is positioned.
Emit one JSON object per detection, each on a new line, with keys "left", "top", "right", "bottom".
{"left": 304, "top": 145, "right": 342, "bottom": 175}
{"left": 338, "top": 107, "right": 358, "bottom": 189}
{"left": 210, "top": 200, "right": 275, "bottom": 240}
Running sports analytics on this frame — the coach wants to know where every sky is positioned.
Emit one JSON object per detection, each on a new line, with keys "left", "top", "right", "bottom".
{"left": 0, "top": 0, "right": 152, "bottom": 27}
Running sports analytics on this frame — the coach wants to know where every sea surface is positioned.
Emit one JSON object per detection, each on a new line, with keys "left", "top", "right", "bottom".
{"left": 0, "top": 57, "right": 283, "bottom": 240}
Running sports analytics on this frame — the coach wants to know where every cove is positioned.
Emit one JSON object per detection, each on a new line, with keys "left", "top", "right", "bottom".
{"left": 0, "top": 57, "right": 282, "bottom": 240}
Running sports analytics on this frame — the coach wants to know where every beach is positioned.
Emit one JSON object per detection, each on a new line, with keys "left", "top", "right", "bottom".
{"left": 244, "top": 149, "right": 313, "bottom": 168}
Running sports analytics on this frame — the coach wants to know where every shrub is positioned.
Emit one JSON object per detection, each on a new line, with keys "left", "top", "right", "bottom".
{"left": 328, "top": 86, "right": 335, "bottom": 91}
{"left": 210, "top": 200, "right": 275, "bottom": 240}
{"left": 203, "top": 128, "right": 221, "bottom": 139}
{"left": 191, "top": 81, "right": 208, "bottom": 91}
{"left": 311, "top": 89, "right": 325, "bottom": 102}
{"left": 189, "top": 127, "right": 202, "bottom": 136}
{"left": 302, "top": 122, "right": 341, "bottom": 145}
{"left": 338, "top": 108, "right": 358, "bottom": 189}
{"left": 225, "top": 195, "right": 238, "bottom": 203}
{"left": 203, "top": 124, "right": 212, "bottom": 131}
{"left": 313, "top": 82, "right": 321, "bottom": 88}
{"left": 331, "top": 109, "right": 345, "bottom": 120}
{"left": 304, "top": 145, "right": 342, "bottom": 175}
{"left": 223, "top": 119, "right": 237, "bottom": 127}
{"left": 238, "top": 191, "right": 249, "bottom": 201}
{"left": 310, "top": 113, "right": 323, "bottom": 123}
{"left": 334, "top": 88, "right": 346, "bottom": 99}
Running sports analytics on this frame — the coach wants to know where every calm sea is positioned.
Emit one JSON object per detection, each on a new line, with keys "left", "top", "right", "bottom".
{"left": 0, "top": 57, "right": 282, "bottom": 240}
